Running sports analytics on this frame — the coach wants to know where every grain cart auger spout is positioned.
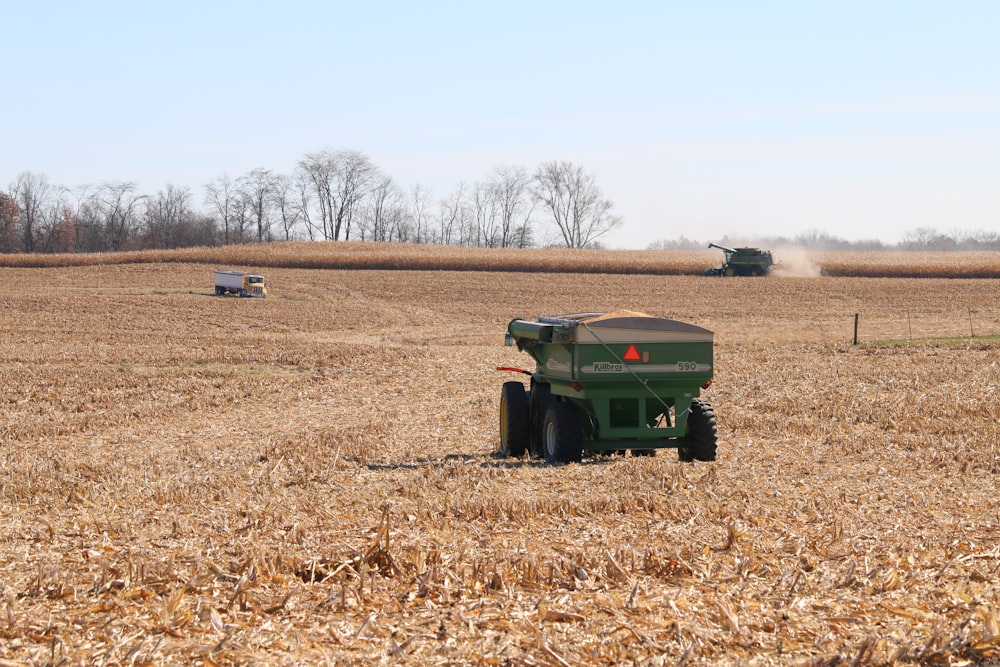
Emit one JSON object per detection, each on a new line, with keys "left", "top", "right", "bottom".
{"left": 497, "top": 312, "right": 717, "bottom": 464}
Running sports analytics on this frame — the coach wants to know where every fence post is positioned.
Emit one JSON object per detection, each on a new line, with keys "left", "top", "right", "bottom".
{"left": 853, "top": 313, "right": 859, "bottom": 345}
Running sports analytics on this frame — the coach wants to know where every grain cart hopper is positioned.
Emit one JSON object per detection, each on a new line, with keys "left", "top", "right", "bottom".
{"left": 498, "top": 312, "right": 717, "bottom": 463}
{"left": 703, "top": 243, "right": 774, "bottom": 276}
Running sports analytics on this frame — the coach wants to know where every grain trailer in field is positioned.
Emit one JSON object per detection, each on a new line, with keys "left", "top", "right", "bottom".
{"left": 498, "top": 312, "right": 717, "bottom": 464}
{"left": 214, "top": 269, "right": 268, "bottom": 297}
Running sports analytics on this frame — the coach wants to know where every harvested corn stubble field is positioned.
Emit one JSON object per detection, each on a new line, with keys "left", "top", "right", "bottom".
{"left": 1, "top": 247, "right": 999, "bottom": 666}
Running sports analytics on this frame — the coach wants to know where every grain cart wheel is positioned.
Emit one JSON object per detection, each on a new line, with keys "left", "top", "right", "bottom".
{"left": 542, "top": 401, "right": 583, "bottom": 464}
{"left": 528, "top": 382, "right": 552, "bottom": 458}
{"left": 678, "top": 399, "right": 717, "bottom": 462}
{"left": 499, "top": 381, "right": 530, "bottom": 457}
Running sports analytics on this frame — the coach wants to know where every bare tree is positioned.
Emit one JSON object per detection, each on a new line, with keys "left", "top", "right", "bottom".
{"left": 901, "top": 227, "right": 956, "bottom": 251}
{"left": 298, "top": 152, "right": 333, "bottom": 240}
{"left": 204, "top": 175, "right": 237, "bottom": 244}
{"left": 532, "top": 161, "right": 622, "bottom": 248}
{"left": 488, "top": 165, "right": 534, "bottom": 248}
{"left": 229, "top": 191, "right": 253, "bottom": 243}
{"left": 11, "top": 171, "right": 53, "bottom": 253}
{"left": 37, "top": 187, "right": 83, "bottom": 253}
{"left": 955, "top": 229, "right": 1000, "bottom": 250}
{"left": 362, "top": 175, "right": 407, "bottom": 242}
{"left": 271, "top": 174, "right": 303, "bottom": 241}
{"left": 94, "top": 182, "right": 146, "bottom": 251}
{"left": 470, "top": 181, "right": 500, "bottom": 247}
{"left": 237, "top": 168, "right": 277, "bottom": 243}
{"left": 339, "top": 151, "right": 379, "bottom": 241}
{"left": 143, "top": 184, "right": 198, "bottom": 249}
{"left": 297, "top": 149, "right": 378, "bottom": 241}
{"left": 293, "top": 172, "right": 318, "bottom": 241}
{"left": 410, "top": 184, "right": 433, "bottom": 244}
{"left": 0, "top": 191, "right": 18, "bottom": 252}
{"left": 42, "top": 206, "right": 78, "bottom": 253}
{"left": 59, "top": 185, "right": 103, "bottom": 252}
{"left": 437, "top": 184, "right": 468, "bottom": 246}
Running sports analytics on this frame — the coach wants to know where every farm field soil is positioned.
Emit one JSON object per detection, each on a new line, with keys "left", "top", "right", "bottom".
{"left": 1, "top": 263, "right": 999, "bottom": 665}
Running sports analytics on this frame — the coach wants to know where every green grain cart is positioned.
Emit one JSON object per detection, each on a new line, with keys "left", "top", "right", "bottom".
{"left": 498, "top": 312, "right": 717, "bottom": 464}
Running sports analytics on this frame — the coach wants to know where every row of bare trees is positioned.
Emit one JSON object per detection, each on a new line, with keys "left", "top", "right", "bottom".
{"left": 1, "top": 151, "right": 622, "bottom": 254}
{"left": 1, "top": 175, "right": 215, "bottom": 254}
{"left": 648, "top": 228, "right": 1000, "bottom": 252}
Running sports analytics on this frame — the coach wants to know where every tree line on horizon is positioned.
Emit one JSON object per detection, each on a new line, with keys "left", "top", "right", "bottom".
{"left": 0, "top": 151, "right": 623, "bottom": 255}
{"left": 2, "top": 150, "right": 997, "bottom": 254}
{"left": 648, "top": 226, "right": 1000, "bottom": 252}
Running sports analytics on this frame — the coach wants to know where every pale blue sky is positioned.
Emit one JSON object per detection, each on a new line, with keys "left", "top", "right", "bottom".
{"left": 3, "top": 1, "right": 998, "bottom": 248}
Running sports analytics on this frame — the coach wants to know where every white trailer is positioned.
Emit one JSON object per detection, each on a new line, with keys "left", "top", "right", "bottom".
{"left": 214, "top": 270, "right": 267, "bottom": 297}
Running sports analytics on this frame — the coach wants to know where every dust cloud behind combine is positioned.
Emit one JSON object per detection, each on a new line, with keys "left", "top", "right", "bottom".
{"left": 771, "top": 246, "right": 822, "bottom": 277}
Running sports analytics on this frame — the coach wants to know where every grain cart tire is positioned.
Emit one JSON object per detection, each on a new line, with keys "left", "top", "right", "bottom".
{"left": 543, "top": 401, "right": 583, "bottom": 464}
{"left": 499, "top": 381, "right": 530, "bottom": 457}
{"left": 528, "top": 382, "right": 552, "bottom": 458}
{"left": 678, "top": 400, "right": 717, "bottom": 462}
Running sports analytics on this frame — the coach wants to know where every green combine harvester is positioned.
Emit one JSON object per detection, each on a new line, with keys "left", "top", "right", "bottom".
{"left": 497, "top": 312, "right": 717, "bottom": 464}
{"left": 703, "top": 242, "right": 774, "bottom": 276}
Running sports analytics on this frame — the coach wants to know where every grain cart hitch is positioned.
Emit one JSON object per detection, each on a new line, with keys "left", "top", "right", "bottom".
{"left": 497, "top": 312, "right": 718, "bottom": 464}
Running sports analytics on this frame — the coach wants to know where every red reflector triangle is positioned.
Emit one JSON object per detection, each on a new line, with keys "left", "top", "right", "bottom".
{"left": 623, "top": 344, "right": 641, "bottom": 362}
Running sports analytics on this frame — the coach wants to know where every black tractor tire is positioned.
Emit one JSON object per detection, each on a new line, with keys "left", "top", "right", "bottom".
{"left": 499, "top": 381, "right": 530, "bottom": 457}
{"left": 542, "top": 400, "right": 583, "bottom": 464}
{"left": 678, "top": 400, "right": 718, "bottom": 462}
{"left": 528, "top": 382, "right": 552, "bottom": 458}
